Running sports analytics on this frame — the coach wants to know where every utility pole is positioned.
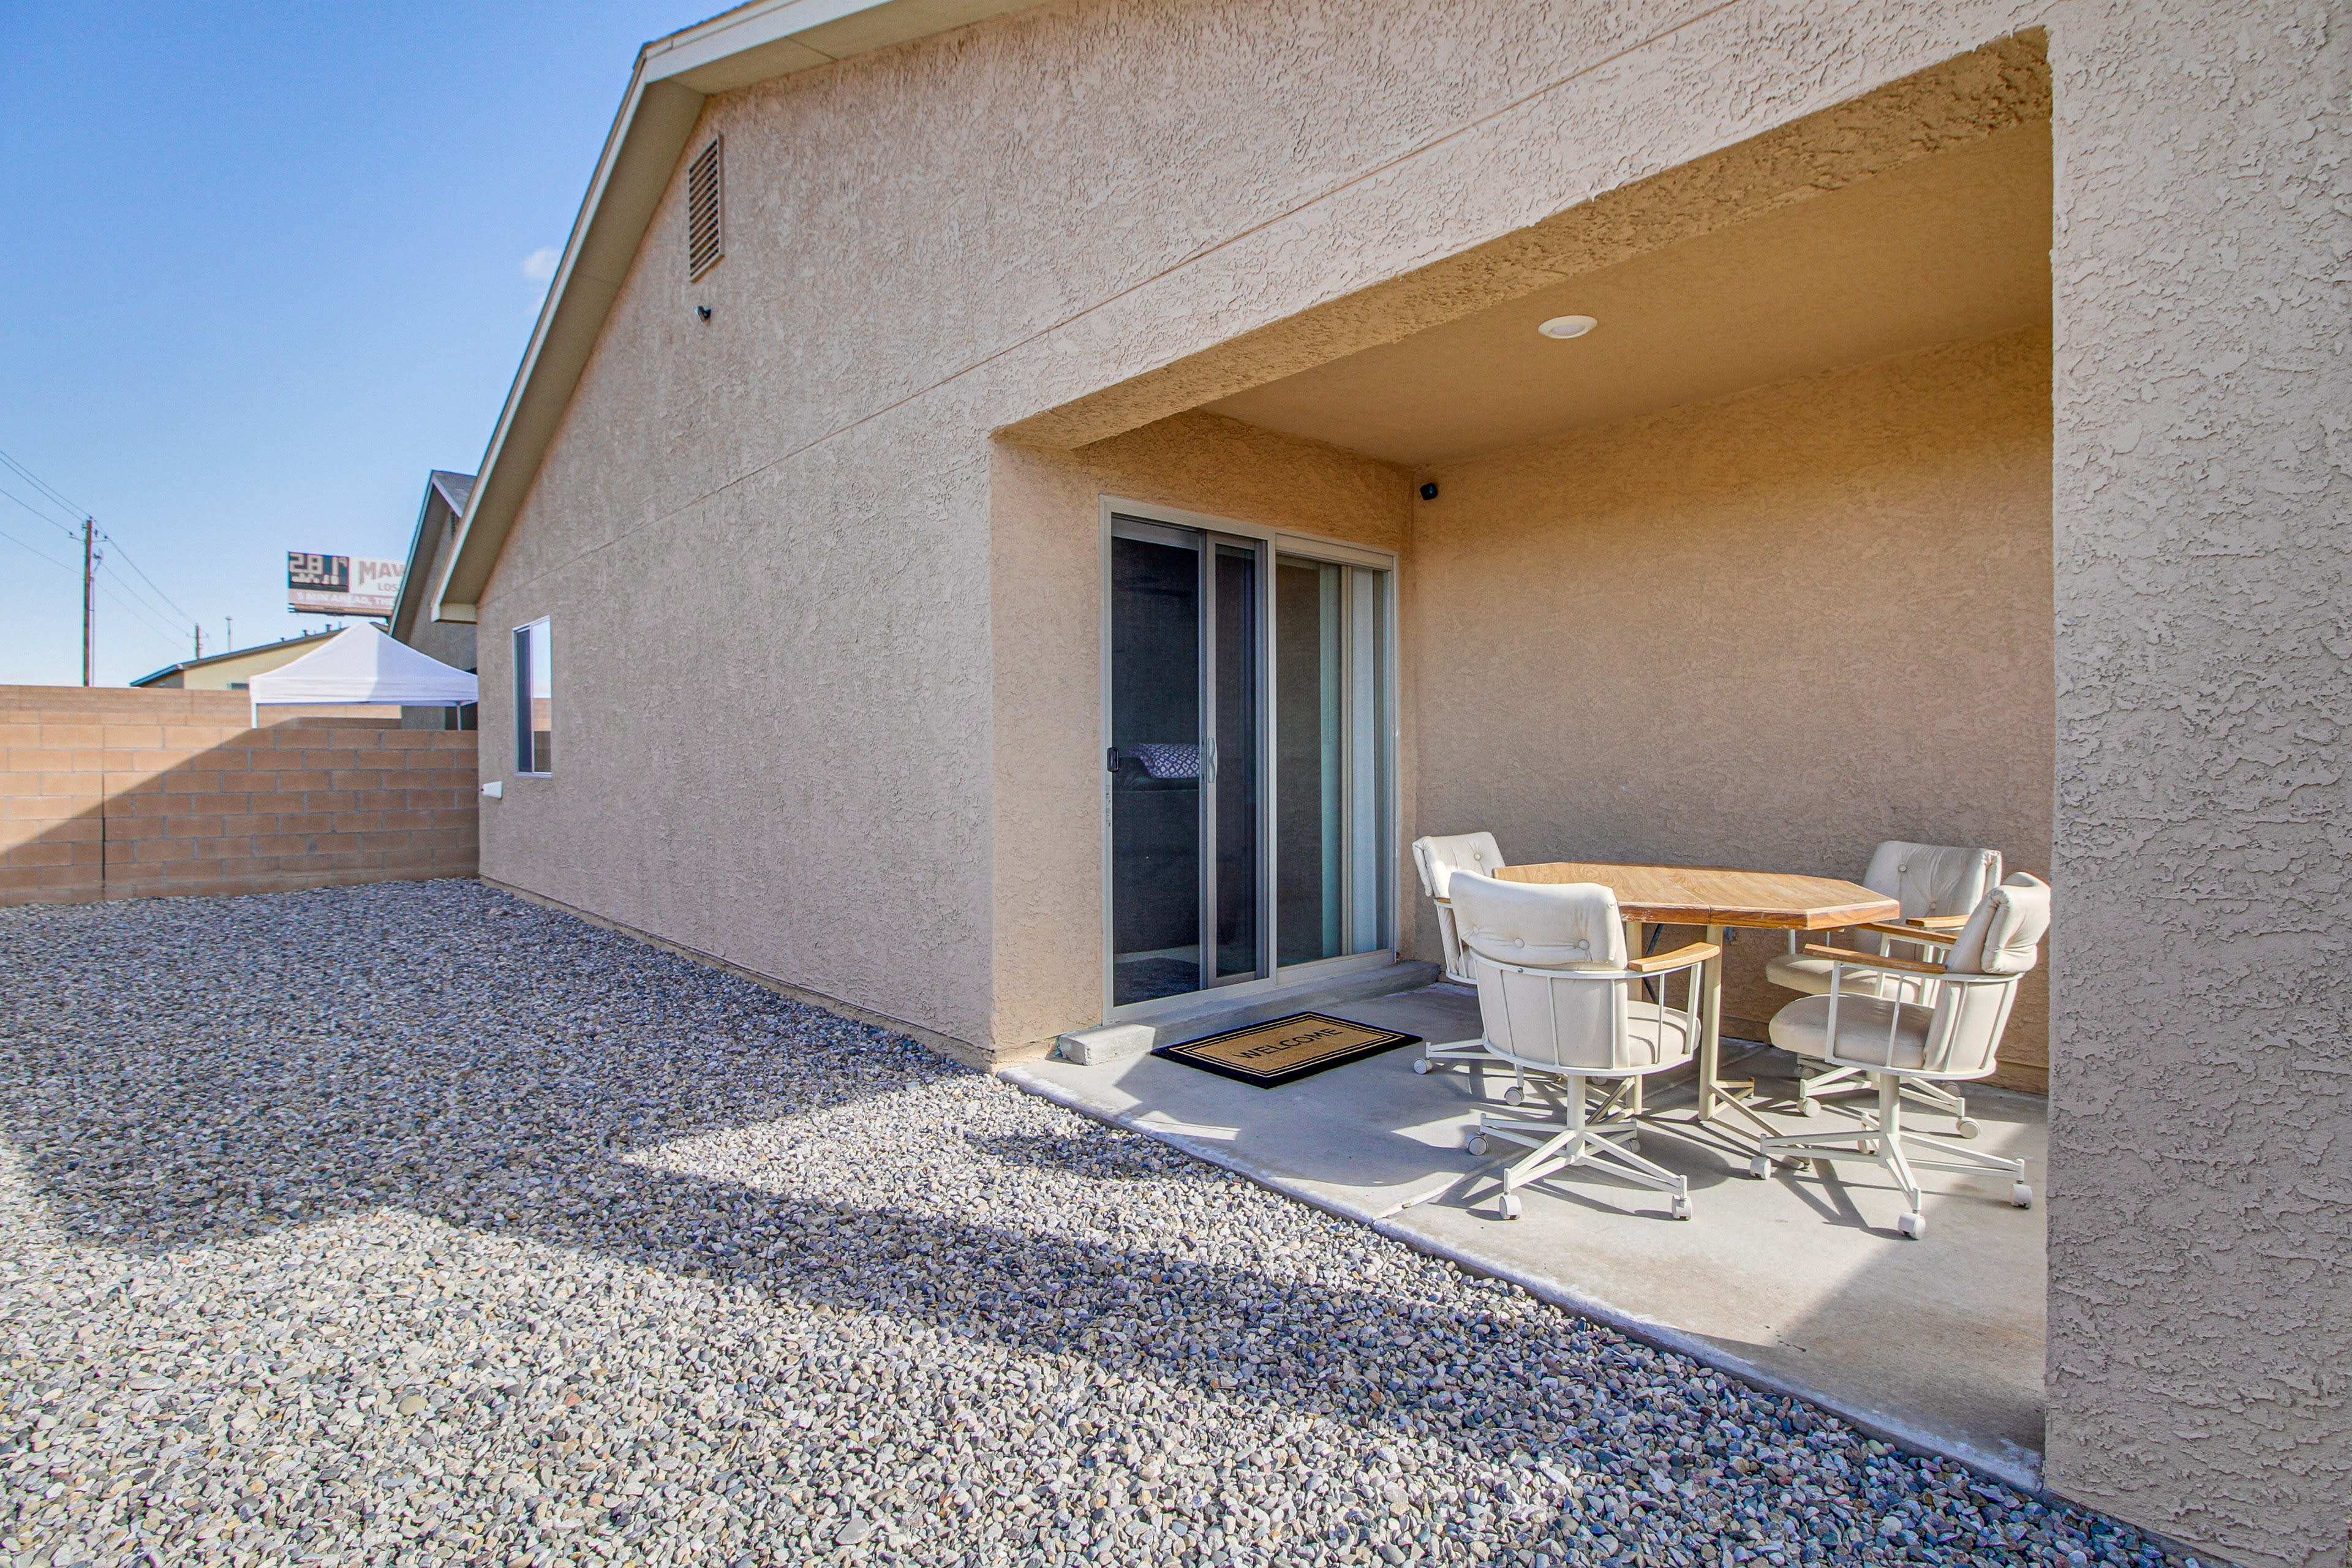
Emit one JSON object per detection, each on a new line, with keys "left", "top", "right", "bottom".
{"left": 80, "top": 518, "right": 94, "bottom": 687}
{"left": 193, "top": 624, "right": 204, "bottom": 660}
{"left": 225, "top": 616, "right": 233, "bottom": 652}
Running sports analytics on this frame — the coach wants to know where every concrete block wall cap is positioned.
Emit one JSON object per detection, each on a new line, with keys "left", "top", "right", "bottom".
{"left": 1056, "top": 1023, "right": 1156, "bottom": 1065}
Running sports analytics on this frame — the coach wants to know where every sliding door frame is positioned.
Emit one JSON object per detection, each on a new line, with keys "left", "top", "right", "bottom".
{"left": 1099, "top": 497, "right": 1400, "bottom": 1025}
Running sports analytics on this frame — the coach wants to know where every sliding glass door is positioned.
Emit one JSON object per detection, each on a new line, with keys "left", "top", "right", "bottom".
{"left": 1274, "top": 554, "right": 1388, "bottom": 967}
{"left": 1107, "top": 514, "right": 1389, "bottom": 1009}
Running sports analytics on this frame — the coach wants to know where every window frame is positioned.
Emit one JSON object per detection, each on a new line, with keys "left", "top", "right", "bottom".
{"left": 512, "top": 617, "right": 553, "bottom": 777}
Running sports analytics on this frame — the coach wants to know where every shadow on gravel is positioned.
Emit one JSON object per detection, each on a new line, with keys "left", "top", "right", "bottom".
{"left": 0, "top": 881, "right": 1634, "bottom": 1461}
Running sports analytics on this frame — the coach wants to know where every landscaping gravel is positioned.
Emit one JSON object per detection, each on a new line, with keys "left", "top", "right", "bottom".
{"left": 0, "top": 878, "right": 2199, "bottom": 1568}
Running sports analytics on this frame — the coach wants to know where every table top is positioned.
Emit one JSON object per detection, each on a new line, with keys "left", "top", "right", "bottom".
{"left": 1491, "top": 861, "right": 1899, "bottom": 930}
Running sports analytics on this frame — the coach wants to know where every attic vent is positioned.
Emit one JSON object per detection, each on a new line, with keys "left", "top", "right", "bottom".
{"left": 687, "top": 136, "right": 724, "bottom": 280}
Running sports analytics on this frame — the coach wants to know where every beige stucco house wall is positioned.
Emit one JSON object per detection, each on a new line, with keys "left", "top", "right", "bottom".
{"left": 432, "top": 4, "right": 2348, "bottom": 1565}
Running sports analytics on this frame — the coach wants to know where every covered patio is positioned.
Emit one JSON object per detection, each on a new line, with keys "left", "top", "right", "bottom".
{"left": 998, "top": 45, "right": 2059, "bottom": 1494}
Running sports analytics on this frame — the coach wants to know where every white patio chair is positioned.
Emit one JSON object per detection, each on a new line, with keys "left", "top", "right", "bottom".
{"left": 1750, "top": 873, "right": 2051, "bottom": 1239}
{"left": 1410, "top": 832, "right": 1512, "bottom": 1076}
{"left": 1763, "top": 840, "right": 2002, "bottom": 1131}
{"left": 1447, "top": 873, "right": 1717, "bottom": 1221}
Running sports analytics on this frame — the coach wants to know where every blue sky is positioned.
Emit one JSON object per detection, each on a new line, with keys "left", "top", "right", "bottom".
{"left": 0, "top": 2, "right": 710, "bottom": 685}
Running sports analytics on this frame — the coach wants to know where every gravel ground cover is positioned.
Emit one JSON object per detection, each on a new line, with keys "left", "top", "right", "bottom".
{"left": 0, "top": 879, "right": 2198, "bottom": 1568}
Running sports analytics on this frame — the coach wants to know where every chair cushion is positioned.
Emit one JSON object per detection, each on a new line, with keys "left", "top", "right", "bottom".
{"left": 1764, "top": 952, "right": 1838, "bottom": 995}
{"left": 1861, "top": 841, "right": 2003, "bottom": 919}
{"left": 1452, "top": 873, "right": 1626, "bottom": 970}
{"left": 1623, "top": 1000, "right": 1698, "bottom": 1070}
{"left": 1940, "top": 873, "right": 2052, "bottom": 976}
{"left": 1412, "top": 832, "right": 1506, "bottom": 899}
{"left": 1769, "top": 993, "right": 1934, "bottom": 1070}
{"left": 1767, "top": 952, "right": 1899, "bottom": 997}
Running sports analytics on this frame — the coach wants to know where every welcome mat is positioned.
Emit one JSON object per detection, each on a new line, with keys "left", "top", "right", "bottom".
{"left": 1154, "top": 1012, "right": 1420, "bottom": 1088}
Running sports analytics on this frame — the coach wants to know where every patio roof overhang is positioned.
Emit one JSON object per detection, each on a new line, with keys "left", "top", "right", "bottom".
{"left": 995, "top": 34, "right": 2051, "bottom": 458}
{"left": 1199, "top": 119, "right": 2052, "bottom": 468}
{"left": 431, "top": 0, "right": 1040, "bottom": 626}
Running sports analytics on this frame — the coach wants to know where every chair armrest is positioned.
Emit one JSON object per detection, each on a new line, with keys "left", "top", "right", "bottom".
{"left": 1804, "top": 943, "right": 1947, "bottom": 977}
{"left": 1853, "top": 920, "right": 1960, "bottom": 947}
{"left": 1627, "top": 941, "right": 1720, "bottom": 974}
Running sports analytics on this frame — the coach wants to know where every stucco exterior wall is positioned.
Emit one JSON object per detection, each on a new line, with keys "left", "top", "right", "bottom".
{"left": 2040, "top": 8, "right": 2349, "bottom": 1565}
{"left": 477, "top": 420, "right": 997, "bottom": 1045}
{"left": 988, "top": 410, "right": 1413, "bottom": 1048}
{"left": 1411, "top": 327, "right": 2056, "bottom": 1093}
{"left": 465, "top": 4, "right": 2345, "bottom": 1561}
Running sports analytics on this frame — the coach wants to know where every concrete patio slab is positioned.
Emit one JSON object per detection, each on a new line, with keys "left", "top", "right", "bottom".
{"left": 1003, "top": 983, "right": 2048, "bottom": 1491}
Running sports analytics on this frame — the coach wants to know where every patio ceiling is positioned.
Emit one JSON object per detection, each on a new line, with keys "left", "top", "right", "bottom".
{"left": 1204, "top": 122, "right": 2052, "bottom": 467}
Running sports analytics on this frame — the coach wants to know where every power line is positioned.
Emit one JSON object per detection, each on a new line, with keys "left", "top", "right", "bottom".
{"left": 1, "top": 516, "right": 183, "bottom": 647}
{"left": 0, "top": 447, "right": 89, "bottom": 522}
{"left": 95, "top": 590, "right": 183, "bottom": 652}
{"left": 0, "top": 482, "right": 83, "bottom": 540}
{"left": 0, "top": 523, "right": 77, "bottom": 575}
{"left": 83, "top": 546, "right": 179, "bottom": 647}
{"left": 87, "top": 567, "right": 184, "bottom": 652}
{"left": 96, "top": 559, "right": 190, "bottom": 636}
{"left": 97, "top": 533, "right": 197, "bottom": 624}
{"left": 0, "top": 525, "right": 179, "bottom": 654}
{"left": 94, "top": 549, "right": 192, "bottom": 628}
{"left": 0, "top": 447, "right": 211, "bottom": 665}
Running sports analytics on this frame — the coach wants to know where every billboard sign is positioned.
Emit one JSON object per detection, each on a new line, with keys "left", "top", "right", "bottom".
{"left": 287, "top": 553, "right": 403, "bottom": 617}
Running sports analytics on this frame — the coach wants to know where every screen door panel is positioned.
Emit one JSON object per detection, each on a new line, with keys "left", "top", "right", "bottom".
{"left": 1110, "top": 516, "right": 1385, "bottom": 1010}
{"left": 1108, "top": 520, "right": 1268, "bottom": 1005}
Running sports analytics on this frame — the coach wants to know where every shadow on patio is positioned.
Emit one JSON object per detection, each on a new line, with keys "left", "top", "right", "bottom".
{"left": 1006, "top": 982, "right": 2048, "bottom": 1487}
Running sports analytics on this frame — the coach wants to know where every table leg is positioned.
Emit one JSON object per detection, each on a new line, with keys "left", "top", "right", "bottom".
{"left": 1625, "top": 919, "right": 1646, "bottom": 1118}
{"left": 1696, "top": 922, "right": 1777, "bottom": 1137}
{"left": 1697, "top": 924, "right": 1725, "bottom": 1122}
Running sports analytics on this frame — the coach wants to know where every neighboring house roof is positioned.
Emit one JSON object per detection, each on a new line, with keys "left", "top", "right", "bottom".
{"left": 433, "top": 0, "right": 1037, "bottom": 626}
{"left": 130, "top": 630, "right": 342, "bottom": 688}
{"left": 430, "top": 470, "right": 475, "bottom": 514}
{"left": 391, "top": 469, "right": 478, "bottom": 643}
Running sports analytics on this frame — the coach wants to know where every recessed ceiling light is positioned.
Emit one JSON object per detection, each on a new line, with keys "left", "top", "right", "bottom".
{"left": 1538, "top": 314, "right": 1599, "bottom": 340}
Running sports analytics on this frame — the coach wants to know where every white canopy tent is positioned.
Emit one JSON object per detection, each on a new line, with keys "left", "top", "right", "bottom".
{"left": 246, "top": 624, "right": 478, "bottom": 722}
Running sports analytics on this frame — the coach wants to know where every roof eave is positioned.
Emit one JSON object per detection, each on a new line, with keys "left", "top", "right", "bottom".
{"left": 434, "top": 0, "right": 1037, "bottom": 625}
{"left": 130, "top": 629, "right": 339, "bottom": 687}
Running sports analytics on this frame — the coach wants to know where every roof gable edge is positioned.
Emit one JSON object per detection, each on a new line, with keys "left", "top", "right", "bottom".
{"left": 435, "top": 0, "right": 1039, "bottom": 625}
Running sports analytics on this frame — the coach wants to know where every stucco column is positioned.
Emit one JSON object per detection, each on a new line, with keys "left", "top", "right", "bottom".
{"left": 2044, "top": 6, "right": 2348, "bottom": 1566}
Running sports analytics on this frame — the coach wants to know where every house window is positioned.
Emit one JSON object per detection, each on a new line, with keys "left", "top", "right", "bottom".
{"left": 513, "top": 619, "right": 552, "bottom": 774}
{"left": 687, "top": 136, "right": 723, "bottom": 280}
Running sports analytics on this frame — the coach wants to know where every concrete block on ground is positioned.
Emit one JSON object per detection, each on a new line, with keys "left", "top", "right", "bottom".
{"left": 1055, "top": 1023, "right": 1157, "bottom": 1066}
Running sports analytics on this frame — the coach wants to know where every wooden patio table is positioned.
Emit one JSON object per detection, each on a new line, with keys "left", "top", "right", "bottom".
{"left": 1491, "top": 862, "right": 1899, "bottom": 1136}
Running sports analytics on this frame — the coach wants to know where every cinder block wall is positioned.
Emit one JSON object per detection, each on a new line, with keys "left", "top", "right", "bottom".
{"left": 0, "top": 687, "right": 477, "bottom": 906}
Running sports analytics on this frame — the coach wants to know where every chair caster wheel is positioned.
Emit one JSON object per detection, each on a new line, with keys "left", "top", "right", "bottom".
{"left": 1502, "top": 1085, "right": 1526, "bottom": 1107}
{"left": 1954, "top": 1118, "right": 1981, "bottom": 1139}
{"left": 1747, "top": 1155, "right": 1773, "bottom": 1180}
{"left": 1413, "top": 1058, "right": 1436, "bottom": 1075}
{"left": 1496, "top": 1193, "right": 1523, "bottom": 1220}
{"left": 1670, "top": 1197, "right": 1692, "bottom": 1221}
{"left": 1464, "top": 1134, "right": 1490, "bottom": 1156}
{"left": 1896, "top": 1212, "right": 1926, "bottom": 1240}
{"left": 2011, "top": 1183, "right": 2034, "bottom": 1209}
